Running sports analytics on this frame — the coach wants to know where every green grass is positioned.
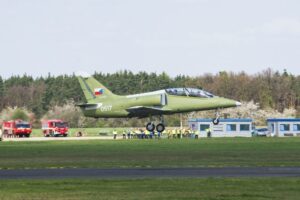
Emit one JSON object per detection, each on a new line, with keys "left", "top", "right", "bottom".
{"left": 1, "top": 138, "right": 300, "bottom": 169}
{"left": 31, "top": 128, "right": 127, "bottom": 137}
{"left": 0, "top": 178, "right": 300, "bottom": 200}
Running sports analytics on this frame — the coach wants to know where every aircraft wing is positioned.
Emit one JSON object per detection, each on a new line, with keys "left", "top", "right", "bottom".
{"left": 126, "top": 106, "right": 170, "bottom": 117}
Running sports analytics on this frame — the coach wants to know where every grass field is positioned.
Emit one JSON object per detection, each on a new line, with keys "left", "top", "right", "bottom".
{"left": 31, "top": 128, "right": 123, "bottom": 137}
{"left": 0, "top": 178, "right": 300, "bottom": 200}
{"left": 1, "top": 138, "right": 300, "bottom": 169}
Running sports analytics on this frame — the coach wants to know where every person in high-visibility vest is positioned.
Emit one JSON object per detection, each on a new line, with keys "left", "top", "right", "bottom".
{"left": 149, "top": 130, "right": 154, "bottom": 139}
{"left": 129, "top": 129, "right": 134, "bottom": 139}
{"left": 122, "top": 130, "right": 126, "bottom": 139}
{"left": 187, "top": 129, "right": 192, "bottom": 138}
{"left": 127, "top": 129, "right": 131, "bottom": 139}
{"left": 180, "top": 129, "right": 183, "bottom": 138}
{"left": 194, "top": 130, "right": 200, "bottom": 139}
{"left": 154, "top": 131, "right": 158, "bottom": 139}
{"left": 172, "top": 129, "right": 176, "bottom": 138}
{"left": 177, "top": 129, "right": 181, "bottom": 139}
{"left": 157, "top": 130, "right": 162, "bottom": 139}
{"left": 141, "top": 129, "right": 145, "bottom": 139}
{"left": 166, "top": 129, "right": 171, "bottom": 139}
{"left": 206, "top": 128, "right": 212, "bottom": 138}
{"left": 135, "top": 129, "right": 140, "bottom": 139}
{"left": 145, "top": 130, "right": 150, "bottom": 139}
{"left": 113, "top": 130, "right": 118, "bottom": 139}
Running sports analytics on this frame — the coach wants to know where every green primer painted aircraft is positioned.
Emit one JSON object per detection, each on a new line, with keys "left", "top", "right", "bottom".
{"left": 77, "top": 74, "right": 241, "bottom": 132}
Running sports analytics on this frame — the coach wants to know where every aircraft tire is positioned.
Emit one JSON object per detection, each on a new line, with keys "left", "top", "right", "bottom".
{"left": 146, "top": 123, "right": 155, "bottom": 132}
{"left": 212, "top": 118, "right": 219, "bottom": 125}
{"left": 156, "top": 123, "right": 165, "bottom": 133}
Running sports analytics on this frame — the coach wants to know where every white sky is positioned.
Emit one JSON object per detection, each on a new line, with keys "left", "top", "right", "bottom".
{"left": 0, "top": 0, "right": 300, "bottom": 78}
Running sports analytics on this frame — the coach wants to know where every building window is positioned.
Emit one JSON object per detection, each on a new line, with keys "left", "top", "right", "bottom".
{"left": 191, "top": 124, "right": 196, "bottom": 130}
{"left": 240, "top": 124, "right": 250, "bottom": 131}
{"left": 200, "top": 124, "right": 210, "bottom": 131}
{"left": 293, "top": 124, "right": 300, "bottom": 131}
{"left": 226, "top": 124, "right": 236, "bottom": 131}
{"left": 280, "top": 124, "right": 290, "bottom": 131}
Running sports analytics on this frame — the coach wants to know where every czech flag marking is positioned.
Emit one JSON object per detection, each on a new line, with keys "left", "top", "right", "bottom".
{"left": 94, "top": 88, "right": 104, "bottom": 96}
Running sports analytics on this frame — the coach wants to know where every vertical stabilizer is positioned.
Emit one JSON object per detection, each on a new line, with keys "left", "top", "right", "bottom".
{"left": 77, "top": 75, "right": 116, "bottom": 102}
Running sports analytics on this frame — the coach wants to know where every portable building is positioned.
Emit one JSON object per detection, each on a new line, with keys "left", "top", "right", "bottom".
{"left": 267, "top": 118, "right": 300, "bottom": 137}
{"left": 188, "top": 118, "right": 252, "bottom": 137}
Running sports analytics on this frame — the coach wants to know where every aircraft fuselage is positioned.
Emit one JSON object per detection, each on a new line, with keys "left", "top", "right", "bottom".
{"left": 80, "top": 90, "right": 238, "bottom": 118}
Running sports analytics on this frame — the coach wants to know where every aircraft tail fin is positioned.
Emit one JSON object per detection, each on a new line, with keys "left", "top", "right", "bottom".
{"left": 77, "top": 75, "right": 116, "bottom": 102}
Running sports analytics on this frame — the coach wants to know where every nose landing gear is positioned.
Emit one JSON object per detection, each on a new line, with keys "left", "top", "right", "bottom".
{"left": 212, "top": 109, "right": 221, "bottom": 125}
{"left": 212, "top": 118, "right": 220, "bottom": 125}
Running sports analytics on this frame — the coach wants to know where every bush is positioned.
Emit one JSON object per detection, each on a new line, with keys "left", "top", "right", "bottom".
{"left": 12, "top": 108, "right": 29, "bottom": 121}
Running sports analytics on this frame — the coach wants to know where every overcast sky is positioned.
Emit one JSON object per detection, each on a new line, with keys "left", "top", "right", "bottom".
{"left": 0, "top": 0, "right": 300, "bottom": 78}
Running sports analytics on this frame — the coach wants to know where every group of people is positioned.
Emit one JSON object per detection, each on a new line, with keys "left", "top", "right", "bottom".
{"left": 0, "top": 129, "right": 17, "bottom": 139}
{"left": 165, "top": 128, "right": 201, "bottom": 139}
{"left": 113, "top": 129, "right": 162, "bottom": 140}
{"left": 112, "top": 128, "right": 211, "bottom": 139}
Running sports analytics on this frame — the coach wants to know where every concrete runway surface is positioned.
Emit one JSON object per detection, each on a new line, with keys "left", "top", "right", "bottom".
{"left": 1, "top": 167, "right": 300, "bottom": 179}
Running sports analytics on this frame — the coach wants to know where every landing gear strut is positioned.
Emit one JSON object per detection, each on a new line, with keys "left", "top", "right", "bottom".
{"left": 212, "top": 109, "right": 220, "bottom": 125}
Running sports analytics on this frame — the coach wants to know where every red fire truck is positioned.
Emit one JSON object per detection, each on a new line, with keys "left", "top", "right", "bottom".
{"left": 42, "top": 119, "right": 68, "bottom": 137}
{"left": 2, "top": 120, "right": 32, "bottom": 137}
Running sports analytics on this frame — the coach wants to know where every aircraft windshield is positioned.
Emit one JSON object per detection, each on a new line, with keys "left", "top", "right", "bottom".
{"left": 165, "top": 88, "right": 214, "bottom": 98}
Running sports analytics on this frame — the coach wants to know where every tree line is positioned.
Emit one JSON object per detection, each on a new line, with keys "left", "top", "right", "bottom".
{"left": 0, "top": 68, "right": 300, "bottom": 125}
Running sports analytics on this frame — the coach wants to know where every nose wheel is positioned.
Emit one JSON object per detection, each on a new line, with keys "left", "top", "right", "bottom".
{"left": 212, "top": 118, "right": 220, "bottom": 125}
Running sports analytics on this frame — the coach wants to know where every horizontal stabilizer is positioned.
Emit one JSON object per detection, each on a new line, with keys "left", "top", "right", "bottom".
{"left": 75, "top": 71, "right": 91, "bottom": 78}
{"left": 76, "top": 103, "right": 102, "bottom": 110}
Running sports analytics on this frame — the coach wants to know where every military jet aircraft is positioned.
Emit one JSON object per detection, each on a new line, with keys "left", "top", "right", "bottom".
{"left": 77, "top": 74, "right": 241, "bottom": 132}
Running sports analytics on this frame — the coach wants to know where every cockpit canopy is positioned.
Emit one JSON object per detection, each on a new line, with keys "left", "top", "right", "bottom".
{"left": 165, "top": 88, "right": 215, "bottom": 98}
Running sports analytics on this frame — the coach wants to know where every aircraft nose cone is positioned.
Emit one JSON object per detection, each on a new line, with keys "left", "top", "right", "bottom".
{"left": 235, "top": 101, "right": 242, "bottom": 106}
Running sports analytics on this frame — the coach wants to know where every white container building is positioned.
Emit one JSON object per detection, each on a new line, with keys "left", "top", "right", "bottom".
{"left": 267, "top": 118, "right": 300, "bottom": 137}
{"left": 188, "top": 118, "right": 253, "bottom": 137}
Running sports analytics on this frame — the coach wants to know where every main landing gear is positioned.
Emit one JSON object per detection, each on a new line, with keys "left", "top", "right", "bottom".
{"left": 146, "top": 122, "right": 165, "bottom": 132}
{"left": 146, "top": 116, "right": 165, "bottom": 132}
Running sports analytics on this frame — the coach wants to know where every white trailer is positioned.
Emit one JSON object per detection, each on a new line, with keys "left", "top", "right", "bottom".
{"left": 188, "top": 118, "right": 252, "bottom": 137}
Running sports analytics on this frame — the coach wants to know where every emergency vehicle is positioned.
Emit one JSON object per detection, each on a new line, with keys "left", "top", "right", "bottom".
{"left": 2, "top": 120, "right": 32, "bottom": 137}
{"left": 41, "top": 119, "right": 68, "bottom": 137}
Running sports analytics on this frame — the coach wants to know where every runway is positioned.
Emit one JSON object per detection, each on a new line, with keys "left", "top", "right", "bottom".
{"left": 1, "top": 167, "right": 300, "bottom": 179}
